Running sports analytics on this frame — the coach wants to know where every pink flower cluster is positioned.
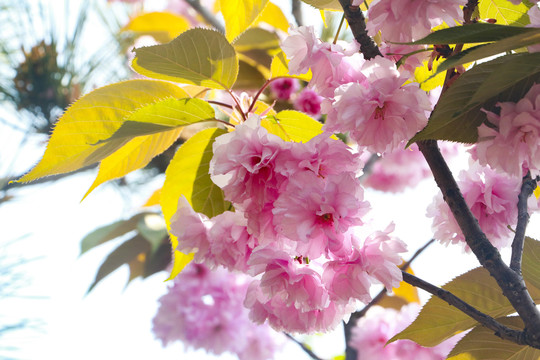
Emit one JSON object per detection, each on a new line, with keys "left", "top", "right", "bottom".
{"left": 427, "top": 161, "right": 521, "bottom": 249}
{"left": 475, "top": 83, "right": 540, "bottom": 177}
{"left": 350, "top": 304, "right": 460, "bottom": 360}
{"left": 366, "top": 0, "right": 467, "bottom": 42}
{"left": 153, "top": 263, "right": 283, "bottom": 359}
{"left": 170, "top": 115, "right": 407, "bottom": 333}
{"left": 282, "top": 26, "right": 431, "bottom": 155}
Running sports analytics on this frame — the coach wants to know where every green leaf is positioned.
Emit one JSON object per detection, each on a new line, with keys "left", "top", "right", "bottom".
{"left": 448, "top": 316, "right": 540, "bottom": 359}
{"left": 409, "top": 53, "right": 540, "bottom": 144}
{"left": 98, "top": 98, "right": 216, "bottom": 142}
{"left": 80, "top": 213, "right": 148, "bottom": 255}
{"left": 87, "top": 234, "right": 151, "bottom": 293}
{"left": 301, "top": 0, "right": 342, "bottom": 10}
{"left": 132, "top": 28, "right": 239, "bottom": 90}
{"left": 232, "top": 27, "right": 281, "bottom": 53}
{"left": 17, "top": 80, "right": 188, "bottom": 183}
{"left": 160, "top": 128, "right": 229, "bottom": 279}
{"left": 220, "top": 0, "right": 269, "bottom": 41}
{"left": 478, "top": 0, "right": 531, "bottom": 26}
{"left": 434, "top": 30, "right": 540, "bottom": 76}
{"left": 136, "top": 213, "right": 168, "bottom": 253}
{"left": 261, "top": 110, "right": 324, "bottom": 142}
{"left": 409, "top": 23, "right": 537, "bottom": 45}
{"left": 391, "top": 238, "right": 540, "bottom": 347}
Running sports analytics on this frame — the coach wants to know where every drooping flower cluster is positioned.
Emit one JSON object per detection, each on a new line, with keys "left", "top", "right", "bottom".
{"left": 366, "top": 0, "right": 467, "bottom": 42}
{"left": 153, "top": 263, "right": 283, "bottom": 359}
{"left": 170, "top": 115, "right": 407, "bottom": 333}
{"left": 350, "top": 304, "right": 461, "bottom": 360}
{"left": 475, "top": 83, "right": 540, "bottom": 177}
{"left": 427, "top": 161, "right": 521, "bottom": 249}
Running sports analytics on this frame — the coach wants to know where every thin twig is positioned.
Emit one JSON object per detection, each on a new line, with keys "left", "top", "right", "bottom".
{"left": 344, "top": 238, "right": 435, "bottom": 360}
{"left": 510, "top": 172, "right": 537, "bottom": 274}
{"left": 184, "top": 0, "right": 225, "bottom": 33}
{"left": 285, "top": 333, "right": 325, "bottom": 360}
{"left": 402, "top": 271, "right": 529, "bottom": 346}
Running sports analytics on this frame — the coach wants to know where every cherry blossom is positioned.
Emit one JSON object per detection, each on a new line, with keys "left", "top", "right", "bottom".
{"left": 293, "top": 88, "right": 324, "bottom": 116}
{"left": 270, "top": 78, "right": 299, "bottom": 100}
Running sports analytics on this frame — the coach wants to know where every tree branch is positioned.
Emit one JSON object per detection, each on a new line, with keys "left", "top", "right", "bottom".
{"left": 417, "top": 140, "right": 540, "bottom": 347}
{"left": 402, "top": 271, "right": 528, "bottom": 346}
{"left": 285, "top": 333, "right": 325, "bottom": 360}
{"left": 510, "top": 172, "right": 537, "bottom": 274}
{"left": 291, "top": 0, "right": 303, "bottom": 26}
{"left": 184, "top": 0, "right": 225, "bottom": 33}
{"left": 337, "top": 0, "right": 381, "bottom": 60}
{"left": 344, "top": 238, "right": 436, "bottom": 360}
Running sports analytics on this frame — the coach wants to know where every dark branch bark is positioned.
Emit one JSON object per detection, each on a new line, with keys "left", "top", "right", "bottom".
{"left": 344, "top": 239, "right": 436, "bottom": 360}
{"left": 417, "top": 140, "right": 540, "bottom": 347}
{"left": 337, "top": 0, "right": 381, "bottom": 60}
{"left": 402, "top": 271, "right": 528, "bottom": 346}
{"left": 510, "top": 172, "right": 537, "bottom": 274}
{"left": 185, "top": 0, "right": 225, "bottom": 33}
{"left": 285, "top": 333, "right": 325, "bottom": 360}
{"left": 291, "top": 0, "right": 303, "bottom": 26}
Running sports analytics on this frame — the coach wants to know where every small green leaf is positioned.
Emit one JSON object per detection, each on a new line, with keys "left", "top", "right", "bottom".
{"left": 522, "top": 236, "right": 540, "bottom": 290}
{"left": 447, "top": 316, "right": 540, "bottom": 359}
{"left": 132, "top": 28, "right": 239, "bottom": 90}
{"left": 161, "top": 128, "right": 229, "bottom": 279}
{"left": 434, "top": 30, "right": 540, "bottom": 75}
{"left": 232, "top": 27, "right": 280, "bottom": 53}
{"left": 80, "top": 213, "right": 149, "bottom": 255}
{"left": 409, "top": 53, "right": 540, "bottom": 144}
{"left": 262, "top": 110, "right": 324, "bottom": 142}
{"left": 409, "top": 23, "right": 537, "bottom": 45}
{"left": 87, "top": 235, "right": 150, "bottom": 293}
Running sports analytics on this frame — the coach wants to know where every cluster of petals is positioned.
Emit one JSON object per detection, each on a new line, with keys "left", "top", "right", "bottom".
{"left": 170, "top": 115, "right": 408, "bottom": 333}
{"left": 475, "top": 83, "right": 540, "bottom": 177}
{"left": 324, "top": 57, "right": 431, "bottom": 154}
{"left": 269, "top": 78, "right": 299, "bottom": 100}
{"left": 367, "top": 0, "right": 467, "bottom": 42}
{"left": 293, "top": 88, "right": 323, "bottom": 116}
{"left": 350, "top": 304, "right": 460, "bottom": 359}
{"left": 152, "top": 263, "right": 282, "bottom": 359}
{"left": 427, "top": 161, "right": 521, "bottom": 249}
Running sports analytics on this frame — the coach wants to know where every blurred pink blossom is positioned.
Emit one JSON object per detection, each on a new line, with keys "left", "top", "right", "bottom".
{"left": 293, "top": 88, "right": 324, "bottom": 116}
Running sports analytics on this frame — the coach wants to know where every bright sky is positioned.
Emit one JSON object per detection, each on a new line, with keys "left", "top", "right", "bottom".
{"left": 2, "top": 1, "right": 540, "bottom": 360}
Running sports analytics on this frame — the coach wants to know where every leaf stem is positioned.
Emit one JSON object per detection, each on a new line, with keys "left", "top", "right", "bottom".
{"left": 333, "top": 14, "right": 346, "bottom": 45}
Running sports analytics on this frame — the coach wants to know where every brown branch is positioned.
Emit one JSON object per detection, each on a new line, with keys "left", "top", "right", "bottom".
{"left": 510, "top": 172, "right": 537, "bottom": 274}
{"left": 291, "top": 0, "right": 303, "bottom": 26}
{"left": 417, "top": 140, "right": 540, "bottom": 347}
{"left": 402, "top": 271, "right": 528, "bottom": 346}
{"left": 285, "top": 333, "right": 325, "bottom": 360}
{"left": 337, "top": 0, "right": 381, "bottom": 60}
{"left": 344, "top": 239, "right": 435, "bottom": 360}
{"left": 184, "top": 0, "right": 225, "bottom": 33}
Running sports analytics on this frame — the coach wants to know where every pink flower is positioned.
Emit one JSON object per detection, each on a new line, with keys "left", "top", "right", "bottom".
{"left": 475, "top": 83, "right": 540, "bottom": 177}
{"left": 294, "top": 88, "right": 324, "bottom": 116}
{"left": 210, "top": 115, "right": 289, "bottom": 209}
{"left": 427, "top": 162, "right": 521, "bottom": 249}
{"left": 350, "top": 304, "right": 461, "bottom": 360}
{"left": 208, "top": 211, "right": 255, "bottom": 272}
{"left": 324, "top": 57, "right": 431, "bottom": 154}
{"left": 270, "top": 78, "right": 299, "bottom": 100}
{"left": 367, "top": 0, "right": 466, "bottom": 42}
{"left": 169, "top": 196, "right": 212, "bottom": 263}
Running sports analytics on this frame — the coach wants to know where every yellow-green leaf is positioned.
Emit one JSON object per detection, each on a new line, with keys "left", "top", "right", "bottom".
{"left": 478, "top": 0, "right": 531, "bottom": 26}
{"left": 220, "top": 0, "right": 269, "bottom": 41}
{"left": 270, "top": 51, "right": 312, "bottom": 81}
{"left": 255, "top": 1, "right": 290, "bottom": 33}
{"left": 301, "top": 0, "right": 342, "bottom": 10}
{"left": 161, "top": 128, "right": 228, "bottom": 279}
{"left": 261, "top": 110, "right": 324, "bottom": 142}
{"left": 83, "top": 128, "right": 182, "bottom": 199}
{"left": 233, "top": 27, "right": 281, "bottom": 53}
{"left": 414, "top": 57, "right": 446, "bottom": 91}
{"left": 17, "top": 80, "right": 187, "bottom": 183}
{"left": 448, "top": 316, "right": 540, "bottom": 359}
{"left": 132, "top": 28, "right": 239, "bottom": 90}
{"left": 121, "top": 12, "right": 190, "bottom": 43}
{"left": 99, "top": 98, "right": 216, "bottom": 142}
